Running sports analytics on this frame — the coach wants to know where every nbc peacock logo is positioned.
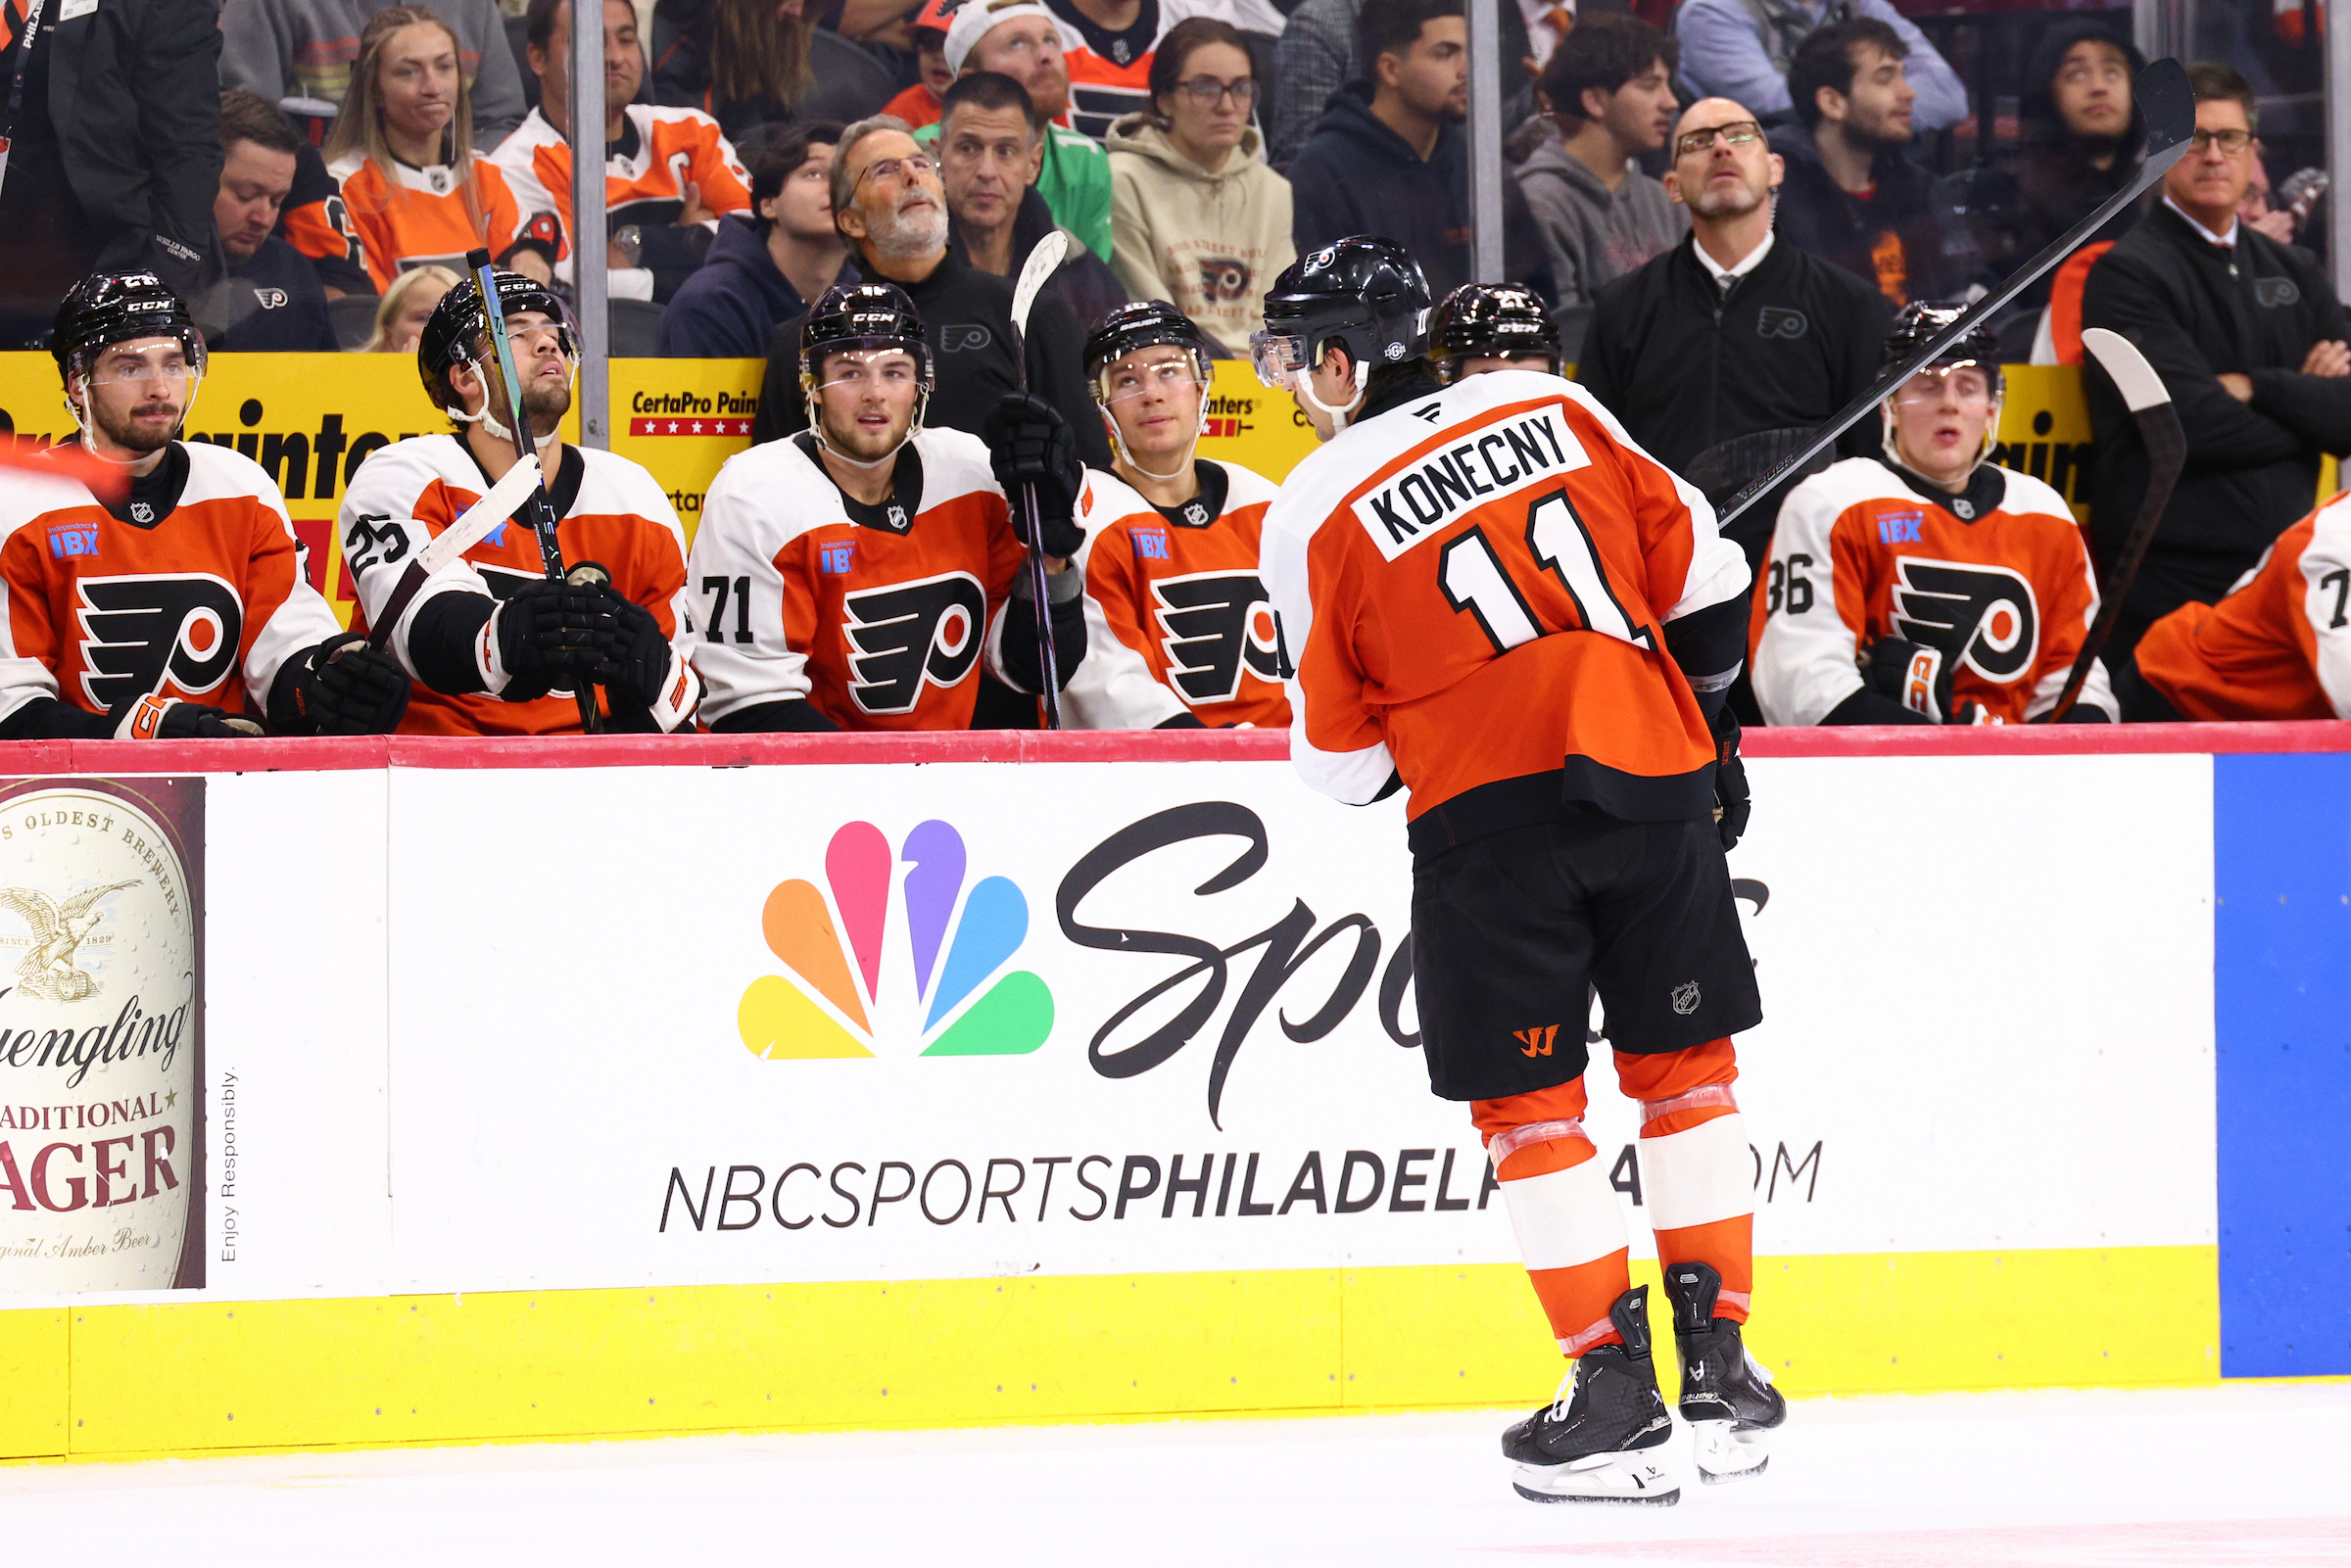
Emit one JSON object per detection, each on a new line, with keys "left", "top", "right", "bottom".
{"left": 737, "top": 820, "right": 1053, "bottom": 1060}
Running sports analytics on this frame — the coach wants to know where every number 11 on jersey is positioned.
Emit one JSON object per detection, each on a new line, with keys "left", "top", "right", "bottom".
{"left": 1438, "top": 490, "right": 1655, "bottom": 655}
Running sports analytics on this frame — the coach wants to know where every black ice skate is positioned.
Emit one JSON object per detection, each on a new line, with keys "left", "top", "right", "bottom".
{"left": 1501, "top": 1286, "right": 1678, "bottom": 1505}
{"left": 1662, "top": 1260, "right": 1787, "bottom": 1484}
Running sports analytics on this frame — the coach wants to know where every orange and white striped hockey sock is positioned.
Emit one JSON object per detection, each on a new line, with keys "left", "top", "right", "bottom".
{"left": 1617, "top": 1040, "right": 1753, "bottom": 1323}
{"left": 1472, "top": 1076, "right": 1633, "bottom": 1355}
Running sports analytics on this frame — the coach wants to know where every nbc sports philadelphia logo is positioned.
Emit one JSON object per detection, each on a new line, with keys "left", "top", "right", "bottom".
{"left": 737, "top": 820, "right": 1051, "bottom": 1060}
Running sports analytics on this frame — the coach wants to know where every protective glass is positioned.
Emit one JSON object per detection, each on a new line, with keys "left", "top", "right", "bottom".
{"left": 2187, "top": 127, "right": 2255, "bottom": 156}
{"left": 855, "top": 153, "right": 938, "bottom": 191}
{"left": 816, "top": 347, "right": 928, "bottom": 395}
{"left": 1175, "top": 75, "right": 1259, "bottom": 108}
{"left": 1673, "top": 119, "right": 1762, "bottom": 159}
{"left": 1249, "top": 328, "right": 1308, "bottom": 391}
{"left": 1891, "top": 362, "right": 1993, "bottom": 406}
{"left": 1100, "top": 352, "right": 1205, "bottom": 404}
{"left": 83, "top": 335, "right": 208, "bottom": 387}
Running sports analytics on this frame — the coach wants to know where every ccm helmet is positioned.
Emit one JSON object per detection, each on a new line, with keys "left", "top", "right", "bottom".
{"left": 1427, "top": 281, "right": 1561, "bottom": 384}
{"left": 51, "top": 271, "right": 209, "bottom": 438}
{"left": 1084, "top": 301, "right": 1213, "bottom": 477}
{"left": 1880, "top": 301, "right": 2004, "bottom": 473}
{"left": 800, "top": 281, "right": 934, "bottom": 462}
{"left": 418, "top": 269, "right": 576, "bottom": 431}
{"left": 1253, "top": 236, "right": 1431, "bottom": 425}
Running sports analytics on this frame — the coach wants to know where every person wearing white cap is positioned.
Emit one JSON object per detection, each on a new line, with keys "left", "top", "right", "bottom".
{"left": 916, "top": 0, "right": 1115, "bottom": 259}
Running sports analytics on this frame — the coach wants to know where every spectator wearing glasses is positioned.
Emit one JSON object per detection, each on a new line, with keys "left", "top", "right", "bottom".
{"left": 1514, "top": 12, "right": 1689, "bottom": 358}
{"left": 1768, "top": 18, "right": 1977, "bottom": 308}
{"left": 1578, "top": 98, "right": 1891, "bottom": 568}
{"left": 658, "top": 121, "right": 853, "bottom": 357}
{"left": 1671, "top": 0, "right": 1965, "bottom": 134}
{"left": 1106, "top": 17, "right": 1294, "bottom": 355}
{"left": 750, "top": 114, "right": 1110, "bottom": 471}
{"left": 2080, "top": 63, "right": 2351, "bottom": 660}
{"left": 936, "top": 72, "right": 1128, "bottom": 329}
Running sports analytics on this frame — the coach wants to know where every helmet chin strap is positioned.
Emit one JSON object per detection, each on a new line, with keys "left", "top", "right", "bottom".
{"left": 1105, "top": 382, "right": 1212, "bottom": 481}
{"left": 66, "top": 374, "right": 199, "bottom": 464}
{"left": 1297, "top": 358, "right": 1367, "bottom": 432}
{"left": 1881, "top": 398, "right": 2002, "bottom": 483}
{"left": 803, "top": 379, "right": 928, "bottom": 471}
{"left": 453, "top": 359, "right": 572, "bottom": 453}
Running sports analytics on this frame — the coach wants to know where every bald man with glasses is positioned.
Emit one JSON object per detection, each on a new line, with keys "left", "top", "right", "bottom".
{"left": 1576, "top": 97, "right": 1895, "bottom": 575}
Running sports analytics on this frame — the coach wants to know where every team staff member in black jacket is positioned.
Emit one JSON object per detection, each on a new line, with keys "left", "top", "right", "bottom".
{"left": 751, "top": 115, "right": 1111, "bottom": 471}
{"left": 2080, "top": 63, "right": 2351, "bottom": 659}
{"left": 1578, "top": 97, "right": 1893, "bottom": 568}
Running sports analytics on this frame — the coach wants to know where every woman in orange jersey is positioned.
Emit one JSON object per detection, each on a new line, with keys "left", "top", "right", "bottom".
{"left": 1064, "top": 301, "right": 1288, "bottom": 730}
{"left": 322, "top": 6, "right": 562, "bottom": 291}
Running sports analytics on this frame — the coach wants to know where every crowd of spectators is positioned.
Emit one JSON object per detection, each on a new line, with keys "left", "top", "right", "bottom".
{"left": 4, "top": 0, "right": 2350, "bottom": 727}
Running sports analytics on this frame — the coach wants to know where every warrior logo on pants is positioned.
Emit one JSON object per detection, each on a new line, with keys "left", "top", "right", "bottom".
{"left": 74, "top": 573, "right": 244, "bottom": 711}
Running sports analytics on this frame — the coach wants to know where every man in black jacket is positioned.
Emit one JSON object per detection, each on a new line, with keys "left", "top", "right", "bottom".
{"left": 205, "top": 93, "right": 339, "bottom": 353}
{"left": 2081, "top": 63, "right": 2351, "bottom": 657}
{"left": 1579, "top": 96, "right": 1893, "bottom": 568}
{"left": 0, "top": 0, "right": 223, "bottom": 348}
{"left": 750, "top": 115, "right": 1109, "bottom": 468}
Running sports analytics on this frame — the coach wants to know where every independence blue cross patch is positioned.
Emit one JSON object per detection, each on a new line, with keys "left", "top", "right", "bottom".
{"left": 1878, "top": 510, "right": 1925, "bottom": 545}
{"left": 46, "top": 523, "right": 99, "bottom": 559}
{"left": 1131, "top": 528, "right": 1171, "bottom": 561}
{"left": 820, "top": 542, "right": 856, "bottom": 575}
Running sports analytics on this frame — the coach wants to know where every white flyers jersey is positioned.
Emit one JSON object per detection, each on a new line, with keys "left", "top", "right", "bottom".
{"left": 1750, "top": 456, "right": 2116, "bottom": 726}
{"left": 1261, "top": 369, "right": 1749, "bottom": 821}
{"left": 340, "top": 435, "right": 696, "bottom": 735}
{"left": 687, "top": 429, "right": 1028, "bottom": 730}
{"left": 1064, "top": 460, "right": 1287, "bottom": 729}
{"left": 2133, "top": 494, "right": 2351, "bottom": 720}
{"left": 0, "top": 442, "right": 341, "bottom": 725}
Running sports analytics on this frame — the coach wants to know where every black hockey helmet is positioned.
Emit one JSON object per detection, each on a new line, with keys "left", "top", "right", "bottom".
{"left": 417, "top": 269, "right": 575, "bottom": 410}
{"left": 50, "top": 270, "right": 207, "bottom": 387}
{"left": 1427, "top": 281, "right": 1561, "bottom": 384}
{"left": 800, "top": 281, "right": 934, "bottom": 389}
{"left": 1252, "top": 236, "right": 1432, "bottom": 394}
{"left": 1882, "top": 301, "right": 2002, "bottom": 395}
{"left": 1084, "top": 300, "right": 1210, "bottom": 386}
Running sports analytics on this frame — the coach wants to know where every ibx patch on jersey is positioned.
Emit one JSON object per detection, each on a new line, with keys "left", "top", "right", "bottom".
{"left": 1130, "top": 527, "right": 1170, "bottom": 561}
{"left": 46, "top": 523, "right": 99, "bottom": 560}
{"left": 1877, "top": 510, "right": 1925, "bottom": 545}
{"left": 820, "top": 541, "right": 857, "bottom": 575}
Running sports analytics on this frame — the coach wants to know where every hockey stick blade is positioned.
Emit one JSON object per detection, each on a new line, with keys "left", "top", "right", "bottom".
{"left": 2043, "top": 327, "right": 2185, "bottom": 720}
{"left": 1714, "top": 57, "right": 2193, "bottom": 533}
{"left": 363, "top": 454, "right": 545, "bottom": 651}
{"left": 1010, "top": 230, "right": 1070, "bottom": 354}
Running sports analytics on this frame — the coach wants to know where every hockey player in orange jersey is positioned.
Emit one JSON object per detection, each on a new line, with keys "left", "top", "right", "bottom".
{"left": 340, "top": 270, "right": 701, "bottom": 735}
{"left": 0, "top": 273, "right": 411, "bottom": 740}
{"left": 688, "top": 282, "right": 1087, "bottom": 731}
{"left": 1751, "top": 303, "right": 2118, "bottom": 725}
{"left": 2122, "top": 491, "right": 2351, "bottom": 720}
{"left": 1256, "top": 236, "right": 1782, "bottom": 1505}
{"left": 1063, "top": 301, "right": 1287, "bottom": 729}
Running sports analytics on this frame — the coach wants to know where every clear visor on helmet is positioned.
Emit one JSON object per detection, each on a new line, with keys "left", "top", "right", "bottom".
{"left": 810, "top": 344, "right": 932, "bottom": 396}
{"left": 454, "top": 316, "right": 582, "bottom": 373}
{"left": 1096, "top": 344, "right": 1209, "bottom": 406}
{"left": 75, "top": 329, "right": 208, "bottom": 390}
{"left": 1249, "top": 326, "right": 1310, "bottom": 391}
{"left": 1891, "top": 359, "right": 1998, "bottom": 407}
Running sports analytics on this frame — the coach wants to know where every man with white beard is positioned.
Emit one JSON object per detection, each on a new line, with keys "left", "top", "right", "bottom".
{"left": 749, "top": 115, "right": 1108, "bottom": 469}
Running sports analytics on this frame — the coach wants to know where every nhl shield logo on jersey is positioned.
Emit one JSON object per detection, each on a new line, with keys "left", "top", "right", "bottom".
{"left": 737, "top": 820, "right": 1052, "bottom": 1061}
{"left": 72, "top": 573, "right": 244, "bottom": 712}
{"left": 842, "top": 571, "right": 987, "bottom": 714}
{"left": 1889, "top": 558, "right": 2039, "bottom": 682}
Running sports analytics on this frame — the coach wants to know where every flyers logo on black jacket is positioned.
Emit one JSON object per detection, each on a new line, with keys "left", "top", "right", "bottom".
{"left": 843, "top": 571, "right": 987, "bottom": 714}
{"left": 1890, "top": 558, "right": 2039, "bottom": 682}
{"left": 74, "top": 574, "right": 244, "bottom": 710}
{"left": 1150, "top": 571, "right": 1280, "bottom": 704}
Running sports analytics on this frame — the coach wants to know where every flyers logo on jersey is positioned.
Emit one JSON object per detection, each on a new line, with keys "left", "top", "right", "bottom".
{"left": 1351, "top": 406, "right": 1589, "bottom": 562}
{"left": 1151, "top": 572, "right": 1281, "bottom": 704}
{"left": 1890, "top": 558, "right": 2039, "bottom": 682}
{"left": 737, "top": 820, "right": 1053, "bottom": 1061}
{"left": 843, "top": 571, "right": 987, "bottom": 714}
{"left": 73, "top": 574, "right": 243, "bottom": 711}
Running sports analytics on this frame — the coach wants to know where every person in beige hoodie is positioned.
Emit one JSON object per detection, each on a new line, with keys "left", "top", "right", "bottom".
{"left": 1105, "top": 16, "right": 1296, "bottom": 356}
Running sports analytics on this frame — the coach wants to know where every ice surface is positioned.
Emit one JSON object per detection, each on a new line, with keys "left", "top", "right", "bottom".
{"left": 3, "top": 1383, "right": 2344, "bottom": 1566}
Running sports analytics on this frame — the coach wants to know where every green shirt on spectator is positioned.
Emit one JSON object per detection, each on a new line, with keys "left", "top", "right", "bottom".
{"left": 917, "top": 119, "right": 1114, "bottom": 262}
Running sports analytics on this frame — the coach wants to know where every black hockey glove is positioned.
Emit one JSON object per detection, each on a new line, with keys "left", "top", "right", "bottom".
{"left": 1861, "top": 636, "right": 1956, "bottom": 723}
{"left": 491, "top": 579, "right": 618, "bottom": 700}
{"left": 272, "top": 632, "right": 412, "bottom": 735}
{"left": 113, "top": 694, "right": 265, "bottom": 740}
{"left": 589, "top": 592, "right": 676, "bottom": 711}
{"left": 984, "top": 392, "right": 1084, "bottom": 558}
{"left": 1709, "top": 704, "right": 1750, "bottom": 852}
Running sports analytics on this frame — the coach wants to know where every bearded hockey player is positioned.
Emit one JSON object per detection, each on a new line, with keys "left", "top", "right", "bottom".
{"left": 1751, "top": 303, "right": 2117, "bottom": 725}
{"left": 0, "top": 273, "right": 410, "bottom": 740}
{"left": 1255, "top": 236, "right": 1783, "bottom": 1505}
{"left": 1428, "top": 282, "right": 1563, "bottom": 382}
{"left": 2121, "top": 490, "right": 2351, "bottom": 720}
{"left": 688, "top": 282, "right": 1087, "bottom": 731}
{"left": 1063, "top": 301, "right": 1287, "bottom": 730}
{"left": 341, "top": 270, "right": 700, "bottom": 735}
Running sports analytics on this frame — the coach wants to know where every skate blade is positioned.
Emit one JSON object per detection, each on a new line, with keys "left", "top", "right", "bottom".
{"left": 1690, "top": 1418, "right": 1773, "bottom": 1486}
{"left": 1511, "top": 1452, "right": 1680, "bottom": 1506}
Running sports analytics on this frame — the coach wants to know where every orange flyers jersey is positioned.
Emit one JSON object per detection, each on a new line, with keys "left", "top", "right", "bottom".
{"left": 1262, "top": 369, "right": 1750, "bottom": 821}
{"left": 1750, "top": 456, "right": 2116, "bottom": 725}
{"left": 1046, "top": 0, "right": 1224, "bottom": 139}
{"left": 341, "top": 435, "right": 694, "bottom": 735}
{"left": 2134, "top": 496, "right": 2351, "bottom": 720}
{"left": 489, "top": 104, "right": 751, "bottom": 260}
{"left": 689, "top": 430, "right": 1027, "bottom": 731}
{"left": 0, "top": 443, "right": 341, "bottom": 724}
{"left": 326, "top": 152, "right": 553, "bottom": 291}
{"left": 1067, "top": 459, "right": 1289, "bottom": 729}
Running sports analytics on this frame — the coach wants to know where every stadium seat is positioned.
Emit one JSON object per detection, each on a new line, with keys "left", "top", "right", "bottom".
{"left": 608, "top": 297, "right": 666, "bottom": 356}
{"left": 329, "top": 294, "right": 381, "bottom": 351}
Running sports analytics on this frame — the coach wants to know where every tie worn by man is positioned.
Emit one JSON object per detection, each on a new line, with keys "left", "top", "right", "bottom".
{"left": 2081, "top": 62, "right": 2351, "bottom": 660}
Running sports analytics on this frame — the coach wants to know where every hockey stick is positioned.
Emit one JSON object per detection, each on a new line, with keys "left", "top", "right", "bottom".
{"left": 2042, "top": 326, "right": 2184, "bottom": 721}
{"left": 1714, "top": 57, "right": 2194, "bottom": 535}
{"left": 465, "top": 248, "right": 600, "bottom": 733}
{"left": 1007, "top": 229, "right": 1071, "bottom": 729}
{"left": 362, "top": 452, "right": 544, "bottom": 652}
